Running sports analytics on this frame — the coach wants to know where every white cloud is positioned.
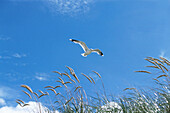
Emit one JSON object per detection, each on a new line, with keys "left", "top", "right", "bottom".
{"left": 0, "top": 53, "right": 27, "bottom": 60}
{"left": 160, "top": 51, "right": 165, "bottom": 57}
{"left": 45, "top": 0, "right": 94, "bottom": 15}
{"left": 0, "top": 98, "right": 6, "bottom": 106}
{"left": 0, "top": 87, "right": 58, "bottom": 112}
{"left": 101, "top": 102, "right": 122, "bottom": 112}
{"left": 35, "top": 72, "right": 49, "bottom": 81}
{"left": 35, "top": 76, "right": 47, "bottom": 81}
{"left": 13, "top": 53, "right": 27, "bottom": 58}
{"left": 0, "top": 101, "right": 59, "bottom": 113}
{"left": 8, "top": 0, "right": 95, "bottom": 15}
{"left": 159, "top": 51, "right": 170, "bottom": 60}
{"left": 0, "top": 86, "right": 19, "bottom": 99}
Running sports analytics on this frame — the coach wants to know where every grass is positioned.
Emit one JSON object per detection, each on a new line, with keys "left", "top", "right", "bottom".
{"left": 17, "top": 57, "right": 170, "bottom": 113}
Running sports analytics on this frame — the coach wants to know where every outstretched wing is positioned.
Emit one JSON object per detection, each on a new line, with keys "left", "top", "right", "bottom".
{"left": 69, "top": 39, "right": 89, "bottom": 52}
{"left": 91, "top": 49, "right": 104, "bottom": 56}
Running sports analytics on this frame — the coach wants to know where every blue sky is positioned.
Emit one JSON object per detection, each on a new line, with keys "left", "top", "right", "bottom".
{"left": 0, "top": 0, "right": 170, "bottom": 110}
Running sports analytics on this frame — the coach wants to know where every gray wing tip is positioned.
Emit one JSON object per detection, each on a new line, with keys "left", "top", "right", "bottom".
{"left": 100, "top": 52, "right": 104, "bottom": 56}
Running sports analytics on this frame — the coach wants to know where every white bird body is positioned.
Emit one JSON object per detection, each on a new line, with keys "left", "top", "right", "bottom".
{"left": 81, "top": 49, "right": 92, "bottom": 57}
{"left": 69, "top": 39, "right": 104, "bottom": 57}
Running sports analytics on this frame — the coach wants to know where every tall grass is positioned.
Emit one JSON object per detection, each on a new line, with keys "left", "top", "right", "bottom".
{"left": 17, "top": 57, "right": 170, "bottom": 113}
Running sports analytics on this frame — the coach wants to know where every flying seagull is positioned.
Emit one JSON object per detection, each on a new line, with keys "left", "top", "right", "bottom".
{"left": 69, "top": 39, "right": 104, "bottom": 57}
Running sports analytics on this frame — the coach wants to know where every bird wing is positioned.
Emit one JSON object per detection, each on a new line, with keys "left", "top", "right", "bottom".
{"left": 70, "top": 39, "right": 89, "bottom": 52}
{"left": 91, "top": 49, "right": 104, "bottom": 56}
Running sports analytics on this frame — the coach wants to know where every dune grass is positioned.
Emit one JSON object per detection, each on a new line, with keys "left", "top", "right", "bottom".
{"left": 17, "top": 57, "right": 170, "bottom": 113}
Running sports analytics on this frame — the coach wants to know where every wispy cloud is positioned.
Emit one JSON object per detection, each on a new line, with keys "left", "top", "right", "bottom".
{"left": 35, "top": 76, "right": 47, "bottom": 81}
{"left": 0, "top": 53, "right": 27, "bottom": 60}
{"left": 0, "top": 72, "right": 33, "bottom": 82}
{"left": 0, "top": 86, "right": 20, "bottom": 107}
{"left": 12, "top": 53, "right": 27, "bottom": 58}
{"left": 0, "top": 98, "right": 6, "bottom": 106}
{"left": 0, "top": 56, "right": 11, "bottom": 60}
{"left": 0, "top": 86, "right": 19, "bottom": 99}
{"left": 8, "top": 0, "right": 37, "bottom": 1}
{"left": 0, "top": 35, "right": 11, "bottom": 41}
{"left": 159, "top": 51, "right": 170, "bottom": 61}
{"left": 0, "top": 35, "right": 26, "bottom": 60}
{"left": 7, "top": 0, "right": 95, "bottom": 16}
{"left": 0, "top": 101, "right": 59, "bottom": 113}
{"left": 45, "top": 0, "right": 94, "bottom": 15}
{"left": 35, "top": 72, "right": 49, "bottom": 81}
{"left": 159, "top": 51, "right": 165, "bottom": 57}
{"left": 14, "top": 63, "right": 27, "bottom": 66}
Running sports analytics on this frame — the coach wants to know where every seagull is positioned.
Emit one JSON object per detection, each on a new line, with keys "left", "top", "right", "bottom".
{"left": 69, "top": 39, "right": 104, "bottom": 57}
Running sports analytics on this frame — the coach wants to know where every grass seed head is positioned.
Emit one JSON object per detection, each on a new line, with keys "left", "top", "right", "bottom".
{"left": 21, "top": 85, "right": 33, "bottom": 93}
{"left": 157, "top": 74, "right": 168, "bottom": 79}
{"left": 134, "top": 70, "right": 151, "bottom": 74}
{"left": 81, "top": 73, "right": 92, "bottom": 83}
{"left": 74, "top": 86, "right": 82, "bottom": 92}
{"left": 22, "top": 90, "right": 32, "bottom": 99}
{"left": 123, "top": 88, "right": 136, "bottom": 91}
{"left": 92, "top": 71, "right": 101, "bottom": 78}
